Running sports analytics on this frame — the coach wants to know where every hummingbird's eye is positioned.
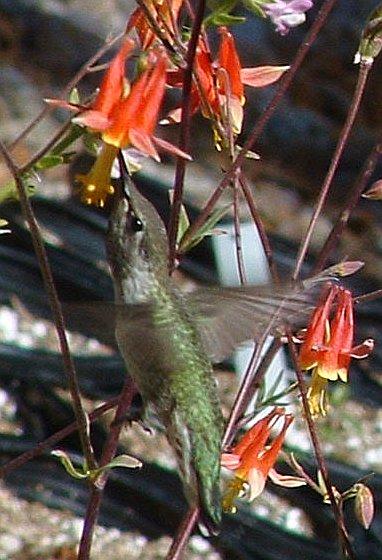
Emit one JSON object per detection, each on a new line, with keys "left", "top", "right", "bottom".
{"left": 130, "top": 215, "right": 144, "bottom": 232}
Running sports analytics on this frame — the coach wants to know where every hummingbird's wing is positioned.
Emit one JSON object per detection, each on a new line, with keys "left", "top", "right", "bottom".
{"left": 187, "top": 282, "right": 321, "bottom": 363}
{"left": 62, "top": 302, "right": 117, "bottom": 348}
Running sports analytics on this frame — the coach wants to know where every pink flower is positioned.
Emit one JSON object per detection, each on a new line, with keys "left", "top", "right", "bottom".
{"left": 264, "top": 0, "right": 314, "bottom": 35}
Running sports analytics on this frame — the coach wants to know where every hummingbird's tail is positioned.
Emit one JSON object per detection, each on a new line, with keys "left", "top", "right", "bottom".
{"left": 195, "top": 466, "right": 222, "bottom": 535}
{"left": 168, "top": 407, "right": 223, "bottom": 535}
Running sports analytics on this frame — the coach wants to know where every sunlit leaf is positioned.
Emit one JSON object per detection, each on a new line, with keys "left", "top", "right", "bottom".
{"left": 179, "top": 203, "right": 231, "bottom": 253}
{"left": 51, "top": 450, "right": 89, "bottom": 479}
{"left": 34, "top": 155, "right": 64, "bottom": 170}
{"left": 102, "top": 454, "right": 143, "bottom": 471}
{"left": 168, "top": 189, "right": 191, "bottom": 246}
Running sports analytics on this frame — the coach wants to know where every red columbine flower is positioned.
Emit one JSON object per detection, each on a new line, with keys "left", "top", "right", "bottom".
{"left": 221, "top": 408, "right": 302, "bottom": 513}
{"left": 314, "top": 288, "right": 374, "bottom": 382}
{"left": 47, "top": 39, "right": 189, "bottom": 206}
{"left": 75, "top": 46, "right": 185, "bottom": 160}
{"left": 298, "top": 286, "right": 374, "bottom": 417}
{"left": 164, "top": 27, "right": 289, "bottom": 143}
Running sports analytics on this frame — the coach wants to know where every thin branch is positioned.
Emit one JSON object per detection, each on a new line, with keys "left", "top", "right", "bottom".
{"left": 293, "top": 61, "right": 372, "bottom": 280}
{"left": 288, "top": 336, "right": 356, "bottom": 559}
{"left": 314, "top": 138, "right": 382, "bottom": 273}
{"left": 232, "top": 173, "right": 247, "bottom": 284}
{"left": 239, "top": 173, "right": 279, "bottom": 283}
{"left": 0, "top": 398, "right": 119, "bottom": 478}
{"left": 166, "top": 508, "right": 199, "bottom": 560}
{"left": 0, "top": 141, "right": 96, "bottom": 472}
{"left": 354, "top": 289, "right": 382, "bottom": 305}
{"left": 167, "top": 0, "right": 206, "bottom": 273}
{"left": 223, "top": 337, "right": 281, "bottom": 448}
{"left": 180, "top": 0, "right": 339, "bottom": 250}
{"left": 78, "top": 377, "right": 135, "bottom": 560}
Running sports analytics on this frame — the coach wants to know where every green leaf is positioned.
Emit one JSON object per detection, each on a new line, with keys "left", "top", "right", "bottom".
{"left": 34, "top": 155, "right": 64, "bottom": 170}
{"left": 205, "top": 12, "right": 246, "bottom": 26}
{"left": 266, "top": 369, "right": 285, "bottom": 399}
{"left": 69, "top": 87, "right": 81, "bottom": 105}
{"left": 83, "top": 132, "right": 101, "bottom": 155}
{"left": 179, "top": 203, "right": 232, "bottom": 253}
{"left": 168, "top": 190, "right": 191, "bottom": 246}
{"left": 51, "top": 450, "right": 89, "bottom": 479}
{"left": 61, "top": 151, "right": 77, "bottom": 164}
{"left": 241, "top": 0, "right": 266, "bottom": 17}
{"left": 51, "top": 124, "right": 85, "bottom": 156}
{"left": 207, "top": 0, "right": 238, "bottom": 12}
{"left": 205, "top": 0, "right": 245, "bottom": 27}
{"left": 0, "top": 179, "right": 36, "bottom": 204}
{"left": 102, "top": 454, "right": 142, "bottom": 471}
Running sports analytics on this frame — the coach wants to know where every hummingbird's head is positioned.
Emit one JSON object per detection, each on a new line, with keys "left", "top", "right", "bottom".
{"left": 106, "top": 177, "right": 168, "bottom": 298}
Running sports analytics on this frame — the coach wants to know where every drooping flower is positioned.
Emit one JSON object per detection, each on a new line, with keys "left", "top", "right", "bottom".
{"left": 298, "top": 283, "right": 338, "bottom": 372}
{"left": 47, "top": 39, "right": 189, "bottom": 206}
{"left": 164, "top": 27, "right": 289, "bottom": 143}
{"left": 221, "top": 408, "right": 304, "bottom": 512}
{"left": 126, "top": 0, "right": 184, "bottom": 50}
{"left": 264, "top": 0, "right": 314, "bottom": 36}
{"left": 298, "top": 286, "right": 374, "bottom": 417}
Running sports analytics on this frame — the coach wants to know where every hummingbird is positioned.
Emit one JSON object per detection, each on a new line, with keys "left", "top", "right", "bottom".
{"left": 106, "top": 174, "right": 326, "bottom": 534}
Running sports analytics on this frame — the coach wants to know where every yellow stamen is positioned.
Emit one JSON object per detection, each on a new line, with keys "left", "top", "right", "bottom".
{"left": 307, "top": 369, "right": 329, "bottom": 418}
{"left": 222, "top": 476, "right": 247, "bottom": 513}
{"left": 76, "top": 143, "right": 118, "bottom": 207}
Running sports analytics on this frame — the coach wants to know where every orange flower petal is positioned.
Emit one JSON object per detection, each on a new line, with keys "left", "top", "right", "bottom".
{"left": 218, "top": 27, "right": 244, "bottom": 102}
{"left": 299, "top": 284, "right": 338, "bottom": 371}
{"left": 73, "top": 110, "right": 111, "bottom": 130}
{"left": 129, "top": 128, "right": 160, "bottom": 161}
{"left": 93, "top": 38, "right": 135, "bottom": 116}
{"left": 241, "top": 65, "right": 289, "bottom": 88}
{"left": 152, "top": 136, "right": 192, "bottom": 160}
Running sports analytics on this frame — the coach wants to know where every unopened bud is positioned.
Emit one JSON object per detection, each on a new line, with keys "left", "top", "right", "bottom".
{"left": 354, "top": 483, "right": 374, "bottom": 529}
{"left": 355, "top": 5, "right": 382, "bottom": 65}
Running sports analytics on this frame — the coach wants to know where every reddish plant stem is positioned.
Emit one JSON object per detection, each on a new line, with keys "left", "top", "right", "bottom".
{"left": 355, "top": 289, "right": 382, "bottom": 305}
{"left": 166, "top": 507, "right": 200, "bottom": 560}
{"left": 288, "top": 337, "right": 356, "bottom": 559}
{"left": 78, "top": 377, "right": 136, "bottom": 560}
{"left": 293, "top": 61, "right": 372, "bottom": 280}
{"left": 0, "top": 398, "right": 119, "bottom": 479}
{"left": 314, "top": 138, "right": 382, "bottom": 273}
{"left": 233, "top": 171, "right": 247, "bottom": 284}
{"left": 180, "top": 0, "right": 339, "bottom": 250}
{"left": 9, "top": 33, "right": 124, "bottom": 151}
{"left": 239, "top": 173, "right": 279, "bottom": 284}
{"left": 167, "top": 0, "right": 206, "bottom": 273}
{"left": 0, "top": 141, "right": 96, "bottom": 472}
